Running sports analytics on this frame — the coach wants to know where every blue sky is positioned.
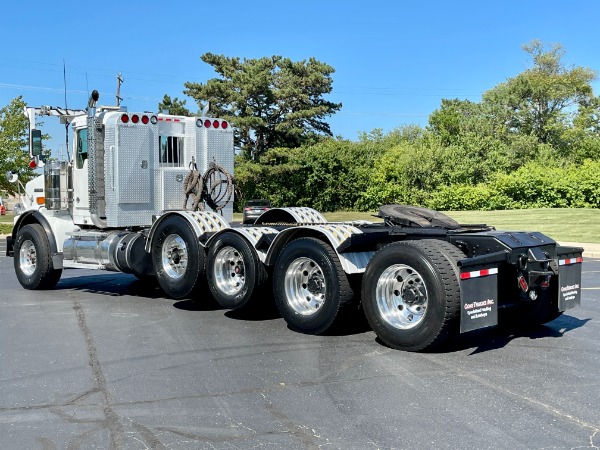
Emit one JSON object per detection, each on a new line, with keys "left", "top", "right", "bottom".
{"left": 1, "top": 0, "right": 599, "bottom": 154}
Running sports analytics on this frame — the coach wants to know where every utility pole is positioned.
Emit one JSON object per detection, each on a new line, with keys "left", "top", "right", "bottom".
{"left": 116, "top": 73, "right": 124, "bottom": 106}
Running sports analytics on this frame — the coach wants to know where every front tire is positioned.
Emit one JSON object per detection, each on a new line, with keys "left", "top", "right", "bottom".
{"left": 152, "top": 216, "right": 204, "bottom": 299}
{"left": 273, "top": 237, "right": 353, "bottom": 334}
{"left": 206, "top": 232, "right": 268, "bottom": 309}
{"left": 14, "top": 224, "right": 62, "bottom": 290}
{"left": 361, "top": 240, "right": 463, "bottom": 352}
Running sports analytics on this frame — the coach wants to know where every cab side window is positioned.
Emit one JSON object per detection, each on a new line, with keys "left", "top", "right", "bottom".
{"left": 76, "top": 128, "right": 88, "bottom": 169}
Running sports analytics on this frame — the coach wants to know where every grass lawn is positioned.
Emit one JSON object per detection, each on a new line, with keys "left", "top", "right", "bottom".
{"left": 0, "top": 213, "right": 15, "bottom": 234}
{"left": 237, "top": 208, "right": 600, "bottom": 244}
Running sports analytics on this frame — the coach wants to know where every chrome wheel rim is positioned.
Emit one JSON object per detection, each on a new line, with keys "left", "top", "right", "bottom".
{"left": 213, "top": 246, "right": 245, "bottom": 296}
{"left": 161, "top": 234, "right": 188, "bottom": 280}
{"left": 19, "top": 239, "right": 37, "bottom": 276}
{"left": 284, "top": 257, "right": 326, "bottom": 316}
{"left": 375, "top": 264, "right": 428, "bottom": 329}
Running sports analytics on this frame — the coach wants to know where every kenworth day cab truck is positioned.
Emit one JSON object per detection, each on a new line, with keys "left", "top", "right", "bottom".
{"left": 6, "top": 91, "right": 583, "bottom": 352}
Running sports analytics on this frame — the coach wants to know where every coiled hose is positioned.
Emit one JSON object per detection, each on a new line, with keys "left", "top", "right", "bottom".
{"left": 182, "top": 162, "right": 234, "bottom": 212}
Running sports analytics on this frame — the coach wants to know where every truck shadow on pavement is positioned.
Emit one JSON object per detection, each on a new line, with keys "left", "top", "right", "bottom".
{"left": 453, "top": 314, "right": 591, "bottom": 355}
{"left": 55, "top": 273, "right": 590, "bottom": 351}
{"left": 57, "top": 272, "right": 220, "bottom": 311}
{"left": 56, "top": 273, "right": 166, "bottom": 299}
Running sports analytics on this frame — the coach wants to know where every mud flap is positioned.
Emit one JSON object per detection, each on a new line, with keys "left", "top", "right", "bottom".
{"left": 557, "top": 255, "right": 583, "bottom": 311}
{"left": 459, "top": 267, "right": 498, "bottom": 333}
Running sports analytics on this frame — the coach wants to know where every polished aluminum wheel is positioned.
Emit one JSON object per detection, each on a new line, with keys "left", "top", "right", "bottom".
{"left": 19, "top": 239, "right": 37, "bottom": 277}
{"left": 213, "top": 245, "right": 245, "bottom": 296}
{"left": 161, "top": 234, "right": 188, "bottom": 280}
{"left": 284, "top": 257, "right": 326, "bottom": 316}
{"left": 375, "top": 264, "right": 428, "bottom": 329}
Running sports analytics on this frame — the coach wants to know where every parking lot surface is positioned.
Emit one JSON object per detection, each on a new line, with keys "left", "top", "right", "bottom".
{"left": 0, "top": 256, "right": 599, "bottom": 449}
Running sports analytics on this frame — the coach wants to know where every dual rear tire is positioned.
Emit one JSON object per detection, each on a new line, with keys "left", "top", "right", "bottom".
{"left": 206, "top": 232, "right": 268, "bottom": 309}
{"left": 152, "top": 216, "right": 204, "bottom": 299}
{"left": 361, "top": 240, "right": 464, "bottom": 351}
{"left": 272, "top": 237, "right": 354, "bottom": 335}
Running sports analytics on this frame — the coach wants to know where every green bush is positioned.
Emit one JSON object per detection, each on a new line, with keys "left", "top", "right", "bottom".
{"left": 234, "top": 125, "right": 600, "bottom": 213}
{"left": 427, "top": 184, "right": 514, "bottom": 211}
{"left": 428, "top": 160, "right": 600, "bottom": 211}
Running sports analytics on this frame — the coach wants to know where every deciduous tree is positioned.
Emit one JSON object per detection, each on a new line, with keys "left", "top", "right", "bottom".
{"left": 482, "top": 40, "right": 596, "bottom": 146}
{"left": 0, "top": 97, "right": 34, "bottom": 195}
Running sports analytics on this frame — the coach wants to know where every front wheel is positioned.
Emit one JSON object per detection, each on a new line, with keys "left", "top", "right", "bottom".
{"left": 361, "top": 240, "right": 463, "bottom": 352}
{"left": 14, "top": 224, "right": 62, "bottom": 290}
{"left": 152, "top": 216, "right": 204, "bottom": 299}
{"left": 273, "top": 237, "right": 353, "bottom": 335}
{"left": 206, "top": 232, "right": 268, "bottom": 309}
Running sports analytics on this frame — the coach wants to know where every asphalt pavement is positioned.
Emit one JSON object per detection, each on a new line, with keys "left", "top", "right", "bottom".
{"left": 0, "top": 255, "right": 599, "bottom": 449}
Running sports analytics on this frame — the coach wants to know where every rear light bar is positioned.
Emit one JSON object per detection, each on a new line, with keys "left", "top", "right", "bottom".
{"left": 120, "top": 114, "right": 155, "bottom": 124}
{"left": 196, "top": 118, "right": 229, "bottom": 129}
{"left": 118, "top": 114, "right": 228, "bottom": 129}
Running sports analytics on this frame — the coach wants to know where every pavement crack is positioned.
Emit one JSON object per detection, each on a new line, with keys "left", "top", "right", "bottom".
{"left": 73, "top": 295, "right": 125, "bottom": 449}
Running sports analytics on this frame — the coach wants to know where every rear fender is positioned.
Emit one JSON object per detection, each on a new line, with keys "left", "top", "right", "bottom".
{"left": 263, "top": 224, "right": 374, "bottom": 274}
{"left": 146, "top": 210, "right": 230, "bottom": 253}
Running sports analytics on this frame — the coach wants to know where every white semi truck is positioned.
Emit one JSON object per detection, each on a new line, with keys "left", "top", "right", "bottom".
{"left": 6, "top": 91, "right": 583, "bottom": 351}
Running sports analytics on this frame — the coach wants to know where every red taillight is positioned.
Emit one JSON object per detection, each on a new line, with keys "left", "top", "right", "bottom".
{"left": 263, "top": 207, "right": 269, "bottom": 211}
{"left": 121, "top": 113, "right": 129, "bottom": 123}
{"left": 204, "top": 119, "right": 211, "bottom": 128}
{"left": 131, "top": 114, "right": 139, "bottom": 124}
{"left": 518, "top": 275, "right": 529, "bottom": 292}
{"left": 213, "top": 120, "right": 220, "bottom": 129}
{"left": 541, "top": 275, "right": 551, "bottom": 289}
{"left": 244, "top": 207, "right": 251, "bottom": 211}
{"left": 222, "top": 121, "right": 228, "bottom": 129}
{"left": 141, "top": 115, "right": 149, "bottom": 124}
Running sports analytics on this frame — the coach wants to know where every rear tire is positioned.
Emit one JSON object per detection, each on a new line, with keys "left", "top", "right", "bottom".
{"left": 152, "top": 216, "right": 204, "bottom": 299}
{"left": 206, "top": 232, "right": 268, "bottom": 309}
{"left": 361, "top": 240, "right": 463, "bottom": 352}
{"left": 14, "top": 224, "right": 62, "bottom": 290}
{"left": 273, "top": 237, "right": 353, "bottom": 334}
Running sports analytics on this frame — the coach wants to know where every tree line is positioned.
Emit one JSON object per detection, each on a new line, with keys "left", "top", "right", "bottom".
{"left": 228, "top": 41, "right": 600, "bottom": 211}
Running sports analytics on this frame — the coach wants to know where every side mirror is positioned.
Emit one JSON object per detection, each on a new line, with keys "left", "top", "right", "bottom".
{"left": 31, "top": 129, "right": 42, "bottom": 156}
{"left": 6, "top": 171, "right": 18, "bottom": 183}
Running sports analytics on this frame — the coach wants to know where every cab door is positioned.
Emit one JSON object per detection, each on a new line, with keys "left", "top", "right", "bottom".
{"left": 72, "top": 126, "right": 91, "bottom": 225}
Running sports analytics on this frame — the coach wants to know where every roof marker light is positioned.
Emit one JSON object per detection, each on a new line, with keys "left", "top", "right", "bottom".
{"left": 222, "top": 121, "right": 228, "bottom": 129}
{"left": 213, "top": 120, "right": 220, "bottom": 129}
{"left": 131, "top": 114, "right": 140, "bottom": 124}
{"left": 121, "top": 113, "right": 129, "bottom": 123}
{"left": 141, "top": 115, "right": 149, "bottom": 124}
{"left": 204, "top": 119, "right": 211, "bottom": 128}
{"left": 150, "top": 116, "right": 158, "bottom": 124}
